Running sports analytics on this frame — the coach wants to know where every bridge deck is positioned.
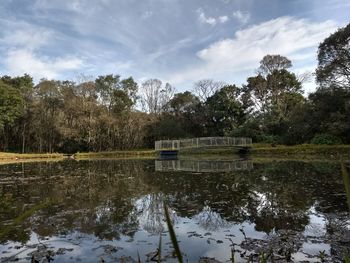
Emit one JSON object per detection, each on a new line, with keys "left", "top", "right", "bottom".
{"left": 155, "top": 137, "right": 252, "bottom": 151}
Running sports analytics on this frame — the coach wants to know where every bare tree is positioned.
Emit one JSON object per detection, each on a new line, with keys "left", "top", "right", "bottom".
{"left": 139, "top": 79, "right": 175, "bottom": 114}
{"left": 296, "top": 71, "right": 313, "bottom": 84}
{"left": 192, "top": 79, "right": 225, "bottom": 102}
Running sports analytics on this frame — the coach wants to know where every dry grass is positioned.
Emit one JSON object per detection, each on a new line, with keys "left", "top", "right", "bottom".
{"left": 0, "top": 152, "right": 63, "bottom": 165}
{"left": 75, "top": 150, "right": 156, "bottom": 159}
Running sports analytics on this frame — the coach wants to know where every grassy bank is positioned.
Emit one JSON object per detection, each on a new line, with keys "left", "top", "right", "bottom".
{"left": 75, "top": 150, "right": 156, "bottom": 159}
{"left": 0, "top": 152, "right": 64, "bottom": 164}
{"left": 179, "top": 144, "right": 350, "bottom": 160}
{"left": 76, "top": 144, "right": 350, "bottom": 159}
{"left": 1, "top": 144, "right": 349, "bottom": 163}
{"left": 251, "top": 144, "right": 350, "bottom": 159}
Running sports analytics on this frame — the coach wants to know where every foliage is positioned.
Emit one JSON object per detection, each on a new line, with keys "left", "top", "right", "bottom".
{"left": 316, "top": 23, "right": 350, "bottom": 89}
{"left": 311, "top": 133, "right": 342, "bottom": 145}
{"left": 0, "top": 80, "right": 23, "bottom": 130}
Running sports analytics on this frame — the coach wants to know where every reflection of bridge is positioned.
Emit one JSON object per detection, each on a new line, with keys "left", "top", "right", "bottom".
{"left": 155, "top": 159, "right": 253, "bottom": 173}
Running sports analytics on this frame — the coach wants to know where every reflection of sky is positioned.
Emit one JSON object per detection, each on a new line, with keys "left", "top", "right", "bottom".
{"left": 0, "top": 159, "right": 348, "bottom": 262}
{"left": 0, "top": 196, "right": 338, "bottom": 262}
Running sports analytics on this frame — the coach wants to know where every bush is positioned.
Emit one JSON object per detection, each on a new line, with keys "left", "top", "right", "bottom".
{"left": 311, "top": 133, "right": 342, "bottom": 145}
{"left": 256, "top": 134, "right": 282, "bottom": 144}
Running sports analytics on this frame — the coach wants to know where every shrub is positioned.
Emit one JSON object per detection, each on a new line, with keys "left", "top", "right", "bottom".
{"left": 311, "top": 133, "right": 342, "bottom": 145}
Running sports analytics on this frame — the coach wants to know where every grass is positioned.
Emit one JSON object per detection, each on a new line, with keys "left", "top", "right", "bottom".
{"left": 251, "top": 144, "right": 350, "bottom": 159}
{"left": 0, "top": 152, "right": 63, "bottom": 165}
{"left": 75, "top": 149, "right": 156, "bottom": 159}
{"left": 1, "top": 144, "right": 349, "bottom": 163}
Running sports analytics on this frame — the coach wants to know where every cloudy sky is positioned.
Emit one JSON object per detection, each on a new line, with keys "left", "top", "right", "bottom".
{"left": 0, "top": 0, "right": 349, "bottom": 93}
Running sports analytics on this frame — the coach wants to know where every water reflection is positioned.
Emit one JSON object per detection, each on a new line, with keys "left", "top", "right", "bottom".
{"left": 155, "top": 158, "right": 253, "bottom": 172}
{"left": 0, "top": 159, "right": 349, "bottom": 262}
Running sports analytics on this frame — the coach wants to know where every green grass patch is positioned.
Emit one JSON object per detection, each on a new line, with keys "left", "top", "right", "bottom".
{"left": 0, "top": 152, "right": 63, "bottom": 160}
{"left": 75, "top": 150, "right": 156, "bottom": 159}
{"left": 251, "top": 144, "right": 350, "bottom": 159}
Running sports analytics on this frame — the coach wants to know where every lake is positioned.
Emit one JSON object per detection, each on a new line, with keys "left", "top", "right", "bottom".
{"left": 0, "top": 158, "right": 349, "bottom": 262}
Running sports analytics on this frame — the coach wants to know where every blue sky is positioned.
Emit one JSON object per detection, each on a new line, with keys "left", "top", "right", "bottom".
{"left": 0, "top": 0, "right": 349, "bottom": 93}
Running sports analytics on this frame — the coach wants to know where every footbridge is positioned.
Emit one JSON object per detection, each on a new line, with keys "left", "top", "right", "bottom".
{"left": 155, "top": 137, "right": 252, "bottom": 155}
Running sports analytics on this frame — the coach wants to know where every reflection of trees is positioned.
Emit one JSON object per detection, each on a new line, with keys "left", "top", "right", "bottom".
{"left": 136, "top": 193, "right": 165, "bottom": 234}
{"left": 0, "top": 159, "right": 349, "bottom": 251}
{"left": 134, "top": 193, "right": 178, "bottom": 235}
{"left": 0, "top": 160, "right": 152, "bottom": 243}
{"left": 194, "top": 206, "right": 230, "bottom": 231}
{"left": 146, "top": 161, "right": 347, "bottom": 234}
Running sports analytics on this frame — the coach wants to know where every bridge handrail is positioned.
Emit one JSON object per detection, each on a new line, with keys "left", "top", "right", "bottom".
{"left": 155, "top": 137, "right": 252, "bottom": 151}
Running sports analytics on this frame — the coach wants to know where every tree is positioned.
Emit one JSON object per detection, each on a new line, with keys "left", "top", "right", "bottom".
{"left": 204, "top": 85, "right": 245, "bottom": 136}
{"left": 95, "top": 74, "right": 121, "bottom": 112}
{"left": 308, "top": 87, "right": 350, "bottom": 143}
{"left": 243, "top": 55, "right": 304, "bottom": 143}
{"left": 192, "top": 79, "right": 225, "bottom": 102}
{"left": 258, "top": 54, "right": 292, "bottom": 76}
{"left": 167, "top": 91, "right": 200, "bottom": 116}
{"left": 121, "top": 77, "right": 138, "bottom": 106}
{"left": 0, "top": 81, "right": 23, "bottom": 149}
{"left": 140, "top": 79, "right": 175, "bottom": 114}
{"left": 316, "top": 23, "right": 350, "bottom": 89}
{"left": 1, "top": 74, "right": 34, "bottom": 153}
{"left": 34, "top": 79, "right": 63, "bottom": 152}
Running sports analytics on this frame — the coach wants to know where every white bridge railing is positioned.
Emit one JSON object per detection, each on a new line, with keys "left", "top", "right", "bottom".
{"left": 155, "top": 159, "right": 253, "bottom": 172}
{"left": 155, "top": 137, "right": 252, "bottom": 151}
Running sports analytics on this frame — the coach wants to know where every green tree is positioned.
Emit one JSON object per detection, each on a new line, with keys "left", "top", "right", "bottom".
{"left": 308, "top": 87, "right": 350, "bottom": 143}
{"left": 316, "top": 23, "right": 350, "bottom": 89}
{"left": 167, "top": 91, "right": 200, "bottom": 116}
{"left": 243, "top": 55, "right": 303, "bottom": 142}
{"left": 34, "top": 79, "right": 63, "bottom": 152}
{"left": 1, "top": 74, "right": 34, "bottom": 152}
{"left": 0, "top": 80, "right": 24, "bottom": 150}
{"left": 204, "top": 85, "right": 245, "bottom": 136}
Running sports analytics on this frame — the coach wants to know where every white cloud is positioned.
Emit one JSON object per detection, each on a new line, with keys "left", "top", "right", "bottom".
{"left": 0, "top": 18, "right": 84, "bottom": 80}
{"left": 197, "top": 8, "right": 229, "bottom": 26}
{"left": 2, "top": 29, "right": 52, "bottom": 50}
{"left": 232, "top": 10, "right": 250, "bottom": 24}
{"left": 219, "top": 16, "right": 229, "bottom": 23}
{"left": 141, "top": 10, "right": 153, "bottom": 19}
{"left": 167, "top": 16, "right": 337, "bottom": 86}
{"left": 197, "top": 8, "right": 217, "bottom": 25}
{"left": 4, "top": 49, "right": 83, "bottom": 80}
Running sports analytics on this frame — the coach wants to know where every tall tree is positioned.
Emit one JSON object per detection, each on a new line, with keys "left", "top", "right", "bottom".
{"left": 95, "top": 74, "right": 121, "bottom": 112}
{"left": 243, "top": 55, "right": 303, "bottom": 142}
{"left": 258, "top": 54, "right": 292, "bottom": 76}
{"left": 1, "top": 74, "right": 34, "bottom": 153}
{"left": 140, "top": 79, "right": 175, "bottom": 114}
{"left": 204, "top": 85, "right": 245, "bottom": 136}
{"left": 316, "top": 23, "right": 350, "bottom": 89}
{"left": 0, "top": 80, "right": 23, "bottom": 150}
{"left": 192, "top": 79, "right": 225, "bottom": 102}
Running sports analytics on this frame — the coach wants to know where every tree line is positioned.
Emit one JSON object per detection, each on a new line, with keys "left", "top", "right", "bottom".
{"left": 0, "top": 23, "right": 349, "bottom": 153}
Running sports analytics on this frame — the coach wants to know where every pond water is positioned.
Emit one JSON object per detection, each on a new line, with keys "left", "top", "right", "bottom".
{"left": 0, "top": 158, "right": 349, "bottom": 262}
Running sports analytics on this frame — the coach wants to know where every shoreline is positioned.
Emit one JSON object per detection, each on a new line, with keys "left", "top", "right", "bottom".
{"left": 0, "top": 144, "right": 349, "bottom": 164}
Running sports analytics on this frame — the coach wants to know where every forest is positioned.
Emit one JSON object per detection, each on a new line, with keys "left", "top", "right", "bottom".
{"left": 0, "top": 23, "right": 349, "bottom": 153}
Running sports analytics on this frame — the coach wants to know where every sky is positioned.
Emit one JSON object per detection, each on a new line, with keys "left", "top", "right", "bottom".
{"left": 0, "top": 0, "right": 349, "bottom": 93}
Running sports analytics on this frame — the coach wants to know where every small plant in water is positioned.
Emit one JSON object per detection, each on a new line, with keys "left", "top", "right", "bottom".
{"left": 318, "top": 250, "right": 327, "bottom": 262}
